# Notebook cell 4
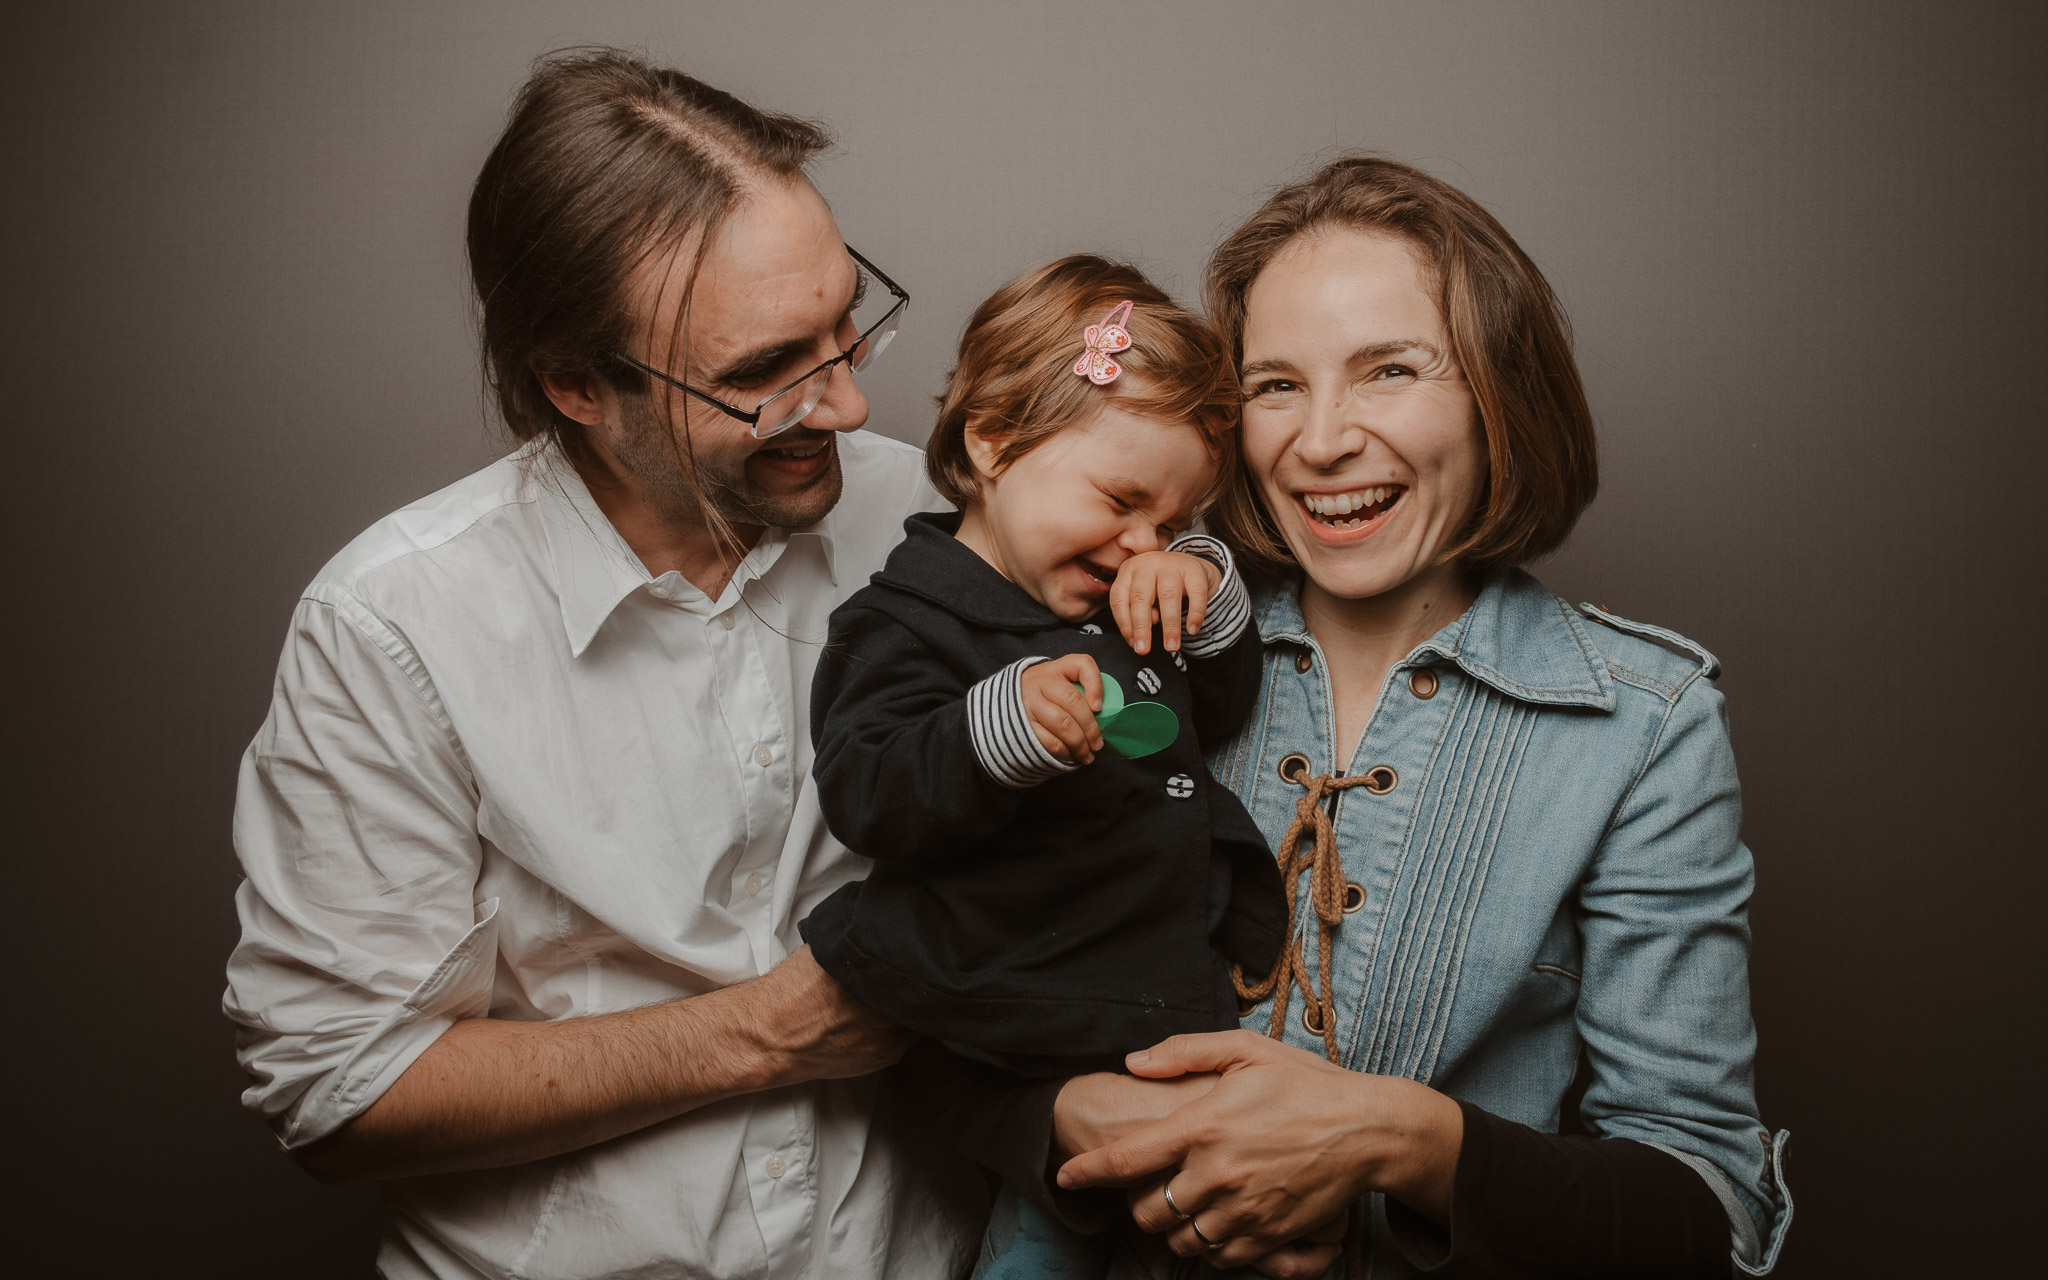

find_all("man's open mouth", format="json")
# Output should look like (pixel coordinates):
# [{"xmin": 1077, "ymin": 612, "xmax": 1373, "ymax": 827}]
[
  {"xmin": 1299, "ymin": 485, "xmax": 1404, "ymax": 529},
  {"xmin": 761, "ymin": 436, "xmax": 831, "ymax": 461},
  {"xmin": 1077, "ymin": 558, "xmax": 1118, "ymax": 587}
]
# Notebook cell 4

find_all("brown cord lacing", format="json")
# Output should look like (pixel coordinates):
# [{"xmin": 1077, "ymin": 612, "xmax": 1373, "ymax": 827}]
[
  {"xmin": 1232, "ymin": 766, "xmax": 1370, "ymax": 1064},
  {"xmin": 1229, "ymin": 762, "xmax": 1373, "ymax": 1279}
]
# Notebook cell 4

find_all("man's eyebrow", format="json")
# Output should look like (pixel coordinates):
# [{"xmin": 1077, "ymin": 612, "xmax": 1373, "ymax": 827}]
[
  {"xmin": 707, "ymin": 339, "xmax": 810, "ymax": 387},
  {"xmin": 702, "ymin": 256, "xmax": 864, "ymax": 387}
]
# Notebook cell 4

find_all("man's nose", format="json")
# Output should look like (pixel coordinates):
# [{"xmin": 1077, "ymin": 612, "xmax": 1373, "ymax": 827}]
[{"xmin": 802, "ymin": 361, "xmax": 869, "ymax": 433}]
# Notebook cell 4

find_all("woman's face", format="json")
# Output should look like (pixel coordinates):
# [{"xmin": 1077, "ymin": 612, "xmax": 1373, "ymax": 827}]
[{"xmin": 1238, "ymin": 228, "xmax": 1486, "ymax": 603}]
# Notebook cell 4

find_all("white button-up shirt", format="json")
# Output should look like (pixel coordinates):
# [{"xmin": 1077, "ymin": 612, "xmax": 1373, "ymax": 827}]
[{"xmin": 223, "ymin": 431, "xmax": 979, "ymax": 1279}]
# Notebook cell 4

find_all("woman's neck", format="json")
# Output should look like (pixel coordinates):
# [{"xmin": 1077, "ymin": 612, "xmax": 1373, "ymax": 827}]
[{"xmin": 1302, "ymin": 561, "xmax": 1480, "ymax": 770}]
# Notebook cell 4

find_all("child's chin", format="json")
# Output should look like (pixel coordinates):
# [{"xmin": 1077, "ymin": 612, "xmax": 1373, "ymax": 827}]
[{"xmin": 1047, "ymin": 592, "xmax": 1105, "ymax": 623}]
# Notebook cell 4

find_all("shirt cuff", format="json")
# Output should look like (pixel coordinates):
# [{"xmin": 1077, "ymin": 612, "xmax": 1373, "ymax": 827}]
[
  {"xmin": 1165, "ymin": 534, "xmax": 1250, "ymax": 659},
  {"xmin": 968, "ymin": 657, "xmax": 1079, "ymax": 789}
]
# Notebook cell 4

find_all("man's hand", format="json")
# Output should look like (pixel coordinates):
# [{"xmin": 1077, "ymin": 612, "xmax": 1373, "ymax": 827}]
[
  {"xmin": 1020, "ymin": 654, "xmax": 1105, "ymax": 764},
  {"xmin": 750, "ymin": 946, "xmax": 915, "ymax": 1083},
  {"xmin": 1110, "ymin": 551, "xmax": 1222, "ymax": 655}
]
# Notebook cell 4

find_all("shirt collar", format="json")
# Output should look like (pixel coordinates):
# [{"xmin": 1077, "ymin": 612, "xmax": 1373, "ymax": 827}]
[
  {"xmin": 870, "ymin": 510, "xmax": 1063, "ymax": 631},
  {"xmin": 523, "ymin": 445, "xmax": 841, "ymax": 657},
  {"xmin": 1252, "ymin": 568, "xmax": 1616, "ymax": 710}
]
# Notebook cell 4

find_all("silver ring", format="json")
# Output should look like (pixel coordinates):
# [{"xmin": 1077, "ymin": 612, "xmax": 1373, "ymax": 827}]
[
  {"xmin": 1162, "ymin": 1182, "xmax": 1191, "ymax": 1222},
  {"xmin": 1188, "ymin": 1216, "xmax": 1225, "ymax": 1253}
]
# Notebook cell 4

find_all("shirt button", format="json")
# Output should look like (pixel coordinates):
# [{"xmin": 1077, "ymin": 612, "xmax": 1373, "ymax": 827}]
[
  {"xmin": 764, "ymin": 1154, "xmax": 787, "ymax": 1180},
  {"xmin": 753, "ymin": 744, "xmax": 774, "ymax": 767},
  {"xmin": 744, "ymin": 872, "xmax": 765, "ymax": 897},
  {"xmin": 719, "ymin": 612, "xmax": 736, "ymax": 630},
  {"xmin": 1409, "ymin": 668, "xmax": 1439, "ymax": 699}
]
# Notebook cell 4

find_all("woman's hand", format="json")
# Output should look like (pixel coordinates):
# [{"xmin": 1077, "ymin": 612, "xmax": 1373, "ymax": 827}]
[
  {"xmin": 1246, "ymin": 1211, "xmax": 1347, "ymax": 1279},
  {"xmin": 1111, "ymin": 550, "xmax": 1221, "ymax": 654},
  {"xmin": 1052, "ymin": 1068, "xmax": 1219, "ymax": 1159},
  {"xmin": 1056, "ymin": 1029, "xmax": 1464, "ymax": 1268}
]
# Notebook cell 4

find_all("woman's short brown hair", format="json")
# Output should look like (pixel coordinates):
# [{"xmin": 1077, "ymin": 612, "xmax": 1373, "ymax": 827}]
[
  {"xmin": 926, "ymin": 255, "xmax": 1240, "ymax": 508},
  {"xmin": 1204, "ymin": 156, "xmax": 1598, "ymax": 577}
]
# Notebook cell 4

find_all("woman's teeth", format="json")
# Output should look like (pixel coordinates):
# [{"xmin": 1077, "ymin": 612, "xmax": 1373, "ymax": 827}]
[{"xmin": 1302, "ymin": 486, "xmax": 1401, "ymax": 527}]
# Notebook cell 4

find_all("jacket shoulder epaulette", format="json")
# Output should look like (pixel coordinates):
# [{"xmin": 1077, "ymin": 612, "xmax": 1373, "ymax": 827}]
[{"xmin": 1575, "ymin": 603, "xmax": 1721, "ymax": 681}]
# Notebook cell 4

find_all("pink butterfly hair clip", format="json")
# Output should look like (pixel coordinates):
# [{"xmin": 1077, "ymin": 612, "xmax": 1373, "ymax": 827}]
[{"xmin": 1073, "ymin": 300, "xmax": 1135, "ymax": 386}]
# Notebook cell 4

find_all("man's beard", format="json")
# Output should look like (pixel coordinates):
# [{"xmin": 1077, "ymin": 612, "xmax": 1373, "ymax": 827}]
[{"xmin": 611, "ymin": 395, "xmax": 844, "ymax": 535}]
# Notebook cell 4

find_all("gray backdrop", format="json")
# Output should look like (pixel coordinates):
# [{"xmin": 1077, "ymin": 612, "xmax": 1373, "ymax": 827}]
[{"xmin": 6, "ymin": 2, "xmax": 2042, "ymax": 1274}]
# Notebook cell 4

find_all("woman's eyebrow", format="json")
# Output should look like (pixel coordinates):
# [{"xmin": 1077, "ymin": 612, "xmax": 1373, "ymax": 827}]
[{"xmin": 1351, "ymin": 339, "xmax": 1443, "ymax": 364}]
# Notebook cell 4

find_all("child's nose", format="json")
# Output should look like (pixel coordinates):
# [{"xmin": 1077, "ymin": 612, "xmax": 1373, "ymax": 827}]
[{"xmin": 1120, "ymin": 523, "xmax": 1163, "ymax": 555}]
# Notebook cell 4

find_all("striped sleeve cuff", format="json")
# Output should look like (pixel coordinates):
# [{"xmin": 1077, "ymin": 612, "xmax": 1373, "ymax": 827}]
[
  {"xmin": 1167, "ymin": 534, "xmax": 1251, "ymax": 658},
  {"xmin": 968, "ymin": 657, "xmax": 1079, "ymax": 789}
]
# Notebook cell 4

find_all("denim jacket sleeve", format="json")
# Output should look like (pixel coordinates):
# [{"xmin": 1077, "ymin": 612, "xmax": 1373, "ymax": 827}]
[{"xmin": 1574, "ymin": 669, "xmax": 1793, "ymax": 1273}]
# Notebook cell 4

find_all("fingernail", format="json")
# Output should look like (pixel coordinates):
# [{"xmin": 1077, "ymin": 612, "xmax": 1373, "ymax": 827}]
[
  {"xmin": 1056, "ymin": 1171, "xmax": 1074, "ymax": 1189},
  {"xmin": 1128, "ymin": 1049, "xmax": 1151, "ymax": 1067}
]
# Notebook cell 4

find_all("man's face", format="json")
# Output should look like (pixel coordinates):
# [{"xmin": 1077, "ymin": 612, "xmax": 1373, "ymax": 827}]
[{"xmin": 612, "ymin": 176, "xmax": 869, "ymax": 533}]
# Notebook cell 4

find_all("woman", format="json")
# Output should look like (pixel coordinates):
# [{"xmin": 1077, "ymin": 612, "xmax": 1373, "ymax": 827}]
[{"xmin": 948, "ymin": 158, "xmax": 1793, "ymax": 1279}]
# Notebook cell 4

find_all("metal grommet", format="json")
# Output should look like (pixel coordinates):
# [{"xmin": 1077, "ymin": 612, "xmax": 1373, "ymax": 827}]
[
  {"xmin": 1300, "ymin": 1002, "xmax": 1326, "ymax": 1035},
  {"xmin": 1237, "ymin": 995, "xmax": 1261, "ymax": 1017},
  {"xmin": 1408, "ymin": 668, "xmax": 1438, "ymax": 699},
  {"xmin": 1277, "ymin": 752, "xmax": 1311, "ymax": 784},
  {"xmin": 1343, "ymin": 882, "xmax": 1366, "ymax": 913},
  {"xmin": 1362, "ymin": 765, "xmax": 1397, "ymax": 795},
  {"xmin": 1294, "ymin": 650, "xmax": 1313, "ymax": 673}
]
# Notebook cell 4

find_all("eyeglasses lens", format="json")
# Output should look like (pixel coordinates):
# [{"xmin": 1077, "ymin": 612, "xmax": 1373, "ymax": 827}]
[{"xmin": 749, "ymin": 256, "xmax": 905, "ymax": 439}]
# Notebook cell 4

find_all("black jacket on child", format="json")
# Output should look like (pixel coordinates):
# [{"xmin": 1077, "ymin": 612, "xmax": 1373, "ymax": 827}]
[{"xmin": 801, "ymin": 511, "xmax": 1286, "ymax": 1077}]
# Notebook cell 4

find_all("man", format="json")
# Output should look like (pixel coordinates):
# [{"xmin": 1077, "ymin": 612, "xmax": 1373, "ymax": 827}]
[{"xmin": 224, "ymin": 50, "xmax": 980, "ymax": 1278}]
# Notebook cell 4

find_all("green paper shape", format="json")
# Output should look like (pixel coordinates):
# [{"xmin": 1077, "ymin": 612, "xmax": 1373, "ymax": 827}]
[
  {"xmin": 1097, "ymin": 672, "xmax": 1126, "ymax": 720},
  {"xmin": 1074, "ymin": 671, "xmax": 1180, "ymax": 760},
  {"xmin": 1101, "ymin": 701, "xmax": 1179, "ymax": 759}
]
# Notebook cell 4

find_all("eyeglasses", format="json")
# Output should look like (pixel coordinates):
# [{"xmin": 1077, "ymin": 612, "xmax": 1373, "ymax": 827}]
[{"xmin": 612, "ymin": 245, "xmax": 908, "ymax": 440}]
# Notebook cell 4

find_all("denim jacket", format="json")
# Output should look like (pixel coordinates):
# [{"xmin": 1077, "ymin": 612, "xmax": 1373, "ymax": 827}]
[{"xmin": 1204, "ymin": 570, "xmax": 1793, "ymax": 1276}]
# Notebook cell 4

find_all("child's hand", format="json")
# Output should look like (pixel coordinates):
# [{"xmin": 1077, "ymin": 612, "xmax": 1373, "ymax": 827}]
[
  {"xmin": 1110, "ymin": 551, "xmax": 1223, "ymax": 655},
  {"xmin": 1020, "ymin": 654, "xmax": 1106, "ymax": 764}
]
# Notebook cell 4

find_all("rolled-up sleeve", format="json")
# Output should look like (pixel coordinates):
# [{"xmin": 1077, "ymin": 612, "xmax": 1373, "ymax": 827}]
[
  {"xmin": 1575, "ymin": 672, "xmax": 1794, "ymax": 1273},
  {"xmin": 223, "ymin": 589, "xmax": 490, "ymax": 1149}
]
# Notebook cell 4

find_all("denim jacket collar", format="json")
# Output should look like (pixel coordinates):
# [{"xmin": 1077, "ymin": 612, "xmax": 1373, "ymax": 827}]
[{"xmin": 1253, "ymin": 568, "xmax": 1618, "ymax": 712}]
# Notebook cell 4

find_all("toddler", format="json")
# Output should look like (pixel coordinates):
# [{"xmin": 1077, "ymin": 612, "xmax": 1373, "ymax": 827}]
[{"xmin": 802, "ymin": 256, "xmax": 1284, "ymax": 1275}]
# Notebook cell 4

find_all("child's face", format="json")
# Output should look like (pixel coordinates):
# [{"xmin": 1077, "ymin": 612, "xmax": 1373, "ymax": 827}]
[{"xmin": 957, "ymin": 398, "xmax": 1219, "ymax": 620}]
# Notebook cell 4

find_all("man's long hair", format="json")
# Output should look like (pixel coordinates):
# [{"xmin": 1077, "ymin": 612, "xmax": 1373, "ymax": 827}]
[{"xmin": 467, "ymin": 48, "xmax": 831, "ymax": 467}]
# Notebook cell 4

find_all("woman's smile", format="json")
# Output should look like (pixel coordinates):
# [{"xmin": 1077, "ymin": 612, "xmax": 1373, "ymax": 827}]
[
  {"xmin": 1239, "ymin": 229, "xmax": 1486, "ymax": 604},
  {"xmin": 1295, "ymin": 484, "xmax": 1406, "ymax": 538}
]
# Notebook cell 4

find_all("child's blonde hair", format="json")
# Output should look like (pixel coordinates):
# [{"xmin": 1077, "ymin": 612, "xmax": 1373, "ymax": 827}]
[{"xmin": 926, "ymin": 255, "xmax": 1240, "ymax": 508}]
